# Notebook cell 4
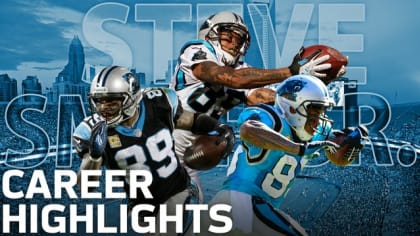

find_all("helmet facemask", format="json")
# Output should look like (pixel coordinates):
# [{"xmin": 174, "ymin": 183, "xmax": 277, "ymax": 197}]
[
  {"xmin": 89, "ymin": 66, "xmax": 142, "ymax": 128},
  {"xmin": 207, "ymin": 23, "xmax": 250, "ymax": 65},
  {"xmin": 294, "ymin": 101, "xmax": 333, "ymax": 140},
  {"xmin": 198, "ymin": 12, "xmax": 250, "ymax": 66}
]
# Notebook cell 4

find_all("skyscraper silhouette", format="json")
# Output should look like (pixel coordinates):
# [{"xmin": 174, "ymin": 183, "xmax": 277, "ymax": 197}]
[
  {"xmin": 51, "ymin": 36, "xmax": 89, "ymax": 103},
  {"xmin": 22, "ymin": 75, "xmax": 42, "ymax": 103},
  {"xmin": 57, "ymin": 35, "xmax": 85, "ymax": 84},
  {"xmin": 0, "ymin": 74, "xmax": 17, "ymax": 102},
  {"xmin": 243, "ymin": 0, "xmax": 277, "ymax": 69}
]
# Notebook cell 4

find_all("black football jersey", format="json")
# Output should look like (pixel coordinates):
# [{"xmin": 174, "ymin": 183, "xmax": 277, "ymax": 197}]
[{"xmin": 74, "ymin": 88, "xmax": 189, "ymax": 208}]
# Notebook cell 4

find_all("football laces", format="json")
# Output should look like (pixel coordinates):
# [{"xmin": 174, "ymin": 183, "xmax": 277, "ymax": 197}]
[{"xmin": 344, "ymin": 147, "xmax": 361, "ymax": 161}]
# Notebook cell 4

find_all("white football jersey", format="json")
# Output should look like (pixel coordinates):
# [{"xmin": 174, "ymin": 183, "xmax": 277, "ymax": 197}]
[{"xmin": 170, "ymin": 39, "xmax": 251, "ymax": 118}]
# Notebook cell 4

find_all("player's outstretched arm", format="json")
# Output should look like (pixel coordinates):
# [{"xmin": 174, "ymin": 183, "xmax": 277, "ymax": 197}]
[
  {"xmin": 191, "ymin": 47, "xmax": 331, "ymax": 89},
  {"xmin": 240, "ymin": 119, "xmax": 339, "ymax": 157},
  {"xmin": 240, "ymin": 119, "xmax": 301, "ymax": 153},
  {"xmin": 192, "ymin": 61, "xmax": 292, "ymax": 89}
]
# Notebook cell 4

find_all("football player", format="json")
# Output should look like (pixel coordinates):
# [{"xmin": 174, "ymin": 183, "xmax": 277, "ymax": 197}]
[
  {"xmin": 200, "ymin": 75, "xmax": 368, "ymax": 235},
  {"xmin": 72, "ymin": 66, "xmax": 234, "ymax": 235},
  {"xmin": 170, "ymin": 11, "xmax": 338, "ymax": 203}
]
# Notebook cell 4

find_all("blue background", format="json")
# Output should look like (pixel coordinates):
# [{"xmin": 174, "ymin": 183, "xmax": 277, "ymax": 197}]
[{"xmin": 0, "ymin": 0, "xmax": 419, "ymax": 235}]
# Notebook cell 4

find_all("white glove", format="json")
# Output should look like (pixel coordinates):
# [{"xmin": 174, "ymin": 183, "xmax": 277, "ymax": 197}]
[{"xmin": 289, "ymin": 46, "xmax": 332, "ymax": 78}]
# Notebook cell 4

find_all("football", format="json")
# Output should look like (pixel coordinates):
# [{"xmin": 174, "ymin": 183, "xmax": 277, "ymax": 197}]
[
  {"xmin": 326, "ymin": 131, "xmax": 358, "ymax": 166},
  {"xmin": 302, "ymin": 44, "xmax": 348, "ymax": 84},
  {"xmin": 183, "ymin": 135, "xmax": 228, "ymax": 170}
]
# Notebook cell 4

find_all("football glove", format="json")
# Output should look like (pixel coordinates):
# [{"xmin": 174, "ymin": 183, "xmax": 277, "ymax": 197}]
[
  {"xmin": 89, "ymin": 114, "xmax": 108, "ymax": 160},
  {"xmin": 208, "ymin": 123, "xmax": 235, "ymax": 159},
  {"xmin": 340, "ymin": 125, "xmax": 369, "ymax": 148},
  {"xmin": 289, "ymin": 46, "xmax": 331, "ymax": 78},
  {"xmin": 299, "ymin": 140, "xmax": 340, "ymax": 157},
  {"xmin": 338, "ymin": 125, "xmax": 369, "ymax": 162}
]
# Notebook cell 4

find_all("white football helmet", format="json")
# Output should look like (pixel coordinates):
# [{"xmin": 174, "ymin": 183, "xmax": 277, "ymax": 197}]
[
  {"xmin": 275, "ymin": 75, "xmax": 334, "ymax": 141},
  {"xmin": 89, "ymin": 66, "xmax": 142, "ymax": 127},
  {"xmin": 198, "ymin": 11, "xmax": 250, "ymax": 66}
]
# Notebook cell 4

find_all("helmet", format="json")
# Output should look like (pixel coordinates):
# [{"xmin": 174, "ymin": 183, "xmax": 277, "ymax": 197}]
[
  {"xmin": 198, "ymin": 11, "xmax": 250, "ymax": 66},
  {"xmin": 275, "ymin": 75, "xmax": 334, "ymax": 141},
  {"xmin": 89, "ymin": 66, "xmax": 142, "ymax": 127}
]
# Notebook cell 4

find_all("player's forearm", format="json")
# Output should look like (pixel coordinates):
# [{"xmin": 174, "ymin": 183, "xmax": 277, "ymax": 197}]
[
  {"xmin": 239, "ymin": 120, "xmax": 301, "ymax": 154},
  {"xmin": 77, "ymin": 153, "xmax": 102, "ymax": 188},
  {"xmin": 194, "ymin": 61, "xmax": 292, "ymax": 89},
  {"xmin": 231, "ymin": 67, "xmax": 292, "ymax": 88}
]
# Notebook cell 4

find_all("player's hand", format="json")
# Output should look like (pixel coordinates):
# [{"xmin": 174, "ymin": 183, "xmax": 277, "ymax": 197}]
[
  {"xmin": 209, "ymin": 124, "xmax": 235, "ymax": 159},
  {"xmin": 336, "ymin": 125, "xmax": 368, "ymax": 161},
  {"xmin": 340, "ymin": 125, "xmax": 369, "ymax": 148},
  {"xmin": 89, "ymin": 114, "xmax": 108, "ymax": 160},
  {"xmin": 289, "ymin": 46, "xmax": 331, "ymax": 78},
  {"xmin": 300, "ymin": 140, "xmax": 340, "ymax": 156}
]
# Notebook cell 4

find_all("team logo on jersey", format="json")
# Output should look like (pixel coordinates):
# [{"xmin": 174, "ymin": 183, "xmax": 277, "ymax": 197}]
[
  {"xmin": 108, "ymin": 135, "xmax": 122, "ymax": 148},
  {"xmin": 192, "ymin": 49, "xmax": 207, "ymax": 61}
]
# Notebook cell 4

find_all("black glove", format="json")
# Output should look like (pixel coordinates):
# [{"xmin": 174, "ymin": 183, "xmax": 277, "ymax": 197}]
[
  {"xmin": 89, "ymin": 115, "xmax": 108, "ymax": 160},
  {"xmin": 289, "ymin": 46, "xmax": 331, "ymax": 78},
  {"xmin": 337, "ymin": 125, "xmax": 368, "ymax": 161},
  {"xmin": 299, "ymin": 140, "xmax": 340, "ymax": 157},
  {"xmin": 209, "ymin": 123, "xmax": 235, "ymax": 159},
  {"xmin": 340, "ymin": 125, "xmax": 369, "ymax": 149}
]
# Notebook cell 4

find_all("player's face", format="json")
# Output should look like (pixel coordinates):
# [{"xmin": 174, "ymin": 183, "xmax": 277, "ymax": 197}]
[
  {"xmin": 94, "ymin": 97, "xmax": 123, "ymax": 121},
  {"xmin": 219, "ymin": 30, "xmax": 244, "ymax": 57},
  {"xmin": 304, "ymin": 105, "xmax": 326, "ymax": 135}
]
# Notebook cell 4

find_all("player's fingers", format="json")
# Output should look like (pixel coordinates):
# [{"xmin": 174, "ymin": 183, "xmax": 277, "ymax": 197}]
[
  {"xmin": 313, "ymin": 63, "xmax": 331, "ymax": 71},
  {"xmin": 311, "ymin": 71, "xmax": 327, "ymax": 78},
  {"xmin": 312, "ymin": 54, "xmax": 330, "ymax": 64}
]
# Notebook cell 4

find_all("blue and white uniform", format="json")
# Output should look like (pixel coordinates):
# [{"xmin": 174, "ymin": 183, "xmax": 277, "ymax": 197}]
[
  {"xmin": 202, "ymin": 104, "xmax": 331, "ymax": 236},
  {"xmin": 226, "ymin": 104, "xmax": 330, "ymax": 208}
]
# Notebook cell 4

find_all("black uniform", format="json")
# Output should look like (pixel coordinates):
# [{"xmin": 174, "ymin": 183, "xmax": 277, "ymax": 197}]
[{"xmin": 73, "ymin": 88, "xmax": 190, "ymax": 210}]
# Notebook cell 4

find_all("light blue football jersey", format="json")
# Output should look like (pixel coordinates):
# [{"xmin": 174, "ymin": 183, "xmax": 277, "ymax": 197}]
[{"xmin": 223, "ymin": 104, "xmax": 331, "ymax": 208}]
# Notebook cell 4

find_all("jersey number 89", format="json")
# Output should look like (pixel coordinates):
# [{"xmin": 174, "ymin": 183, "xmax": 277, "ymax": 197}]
[{"xmin": 262, "ymin": 155, "xmax": 297, "ymax": 198}]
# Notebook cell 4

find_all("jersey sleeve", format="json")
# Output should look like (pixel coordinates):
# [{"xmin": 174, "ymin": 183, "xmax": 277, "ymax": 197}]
[
  {"xmin": 161, "ymin": 87, "xmax": 180, "ymax": 118},
  {"xmin": 180, "ymin": 40, "xmax": 219, "ymax": 68},
  {"xmin": 172, "ymin": 40, "xmax": 221, "ymax": 90},
  {"xmin": 237, "ymin": 106, "xmax": 277, "ymax": 129}
]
